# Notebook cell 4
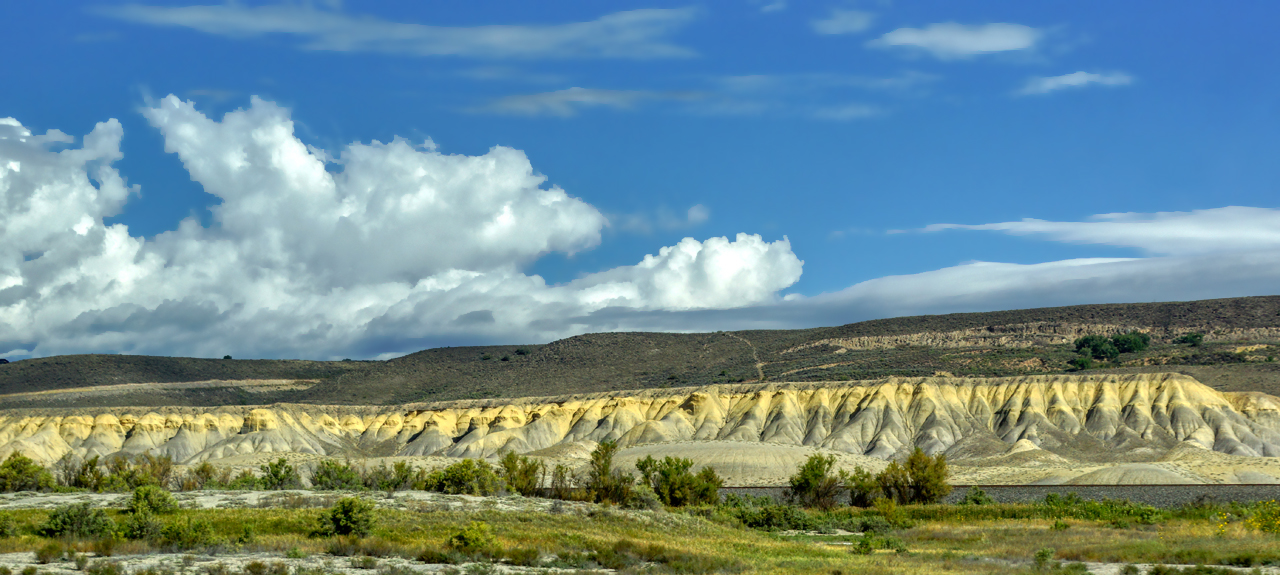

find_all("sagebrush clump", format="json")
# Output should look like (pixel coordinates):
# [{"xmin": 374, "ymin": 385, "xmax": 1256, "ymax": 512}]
[{"xmin": 317, "ymin": 497, "xmax": 377, "ymax": 537}]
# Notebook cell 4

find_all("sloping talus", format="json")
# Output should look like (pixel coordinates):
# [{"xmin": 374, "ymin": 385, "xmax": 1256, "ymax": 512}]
[{"xmin": 1, "ymin": 374, "xmax": 1278, "ymax": 465}]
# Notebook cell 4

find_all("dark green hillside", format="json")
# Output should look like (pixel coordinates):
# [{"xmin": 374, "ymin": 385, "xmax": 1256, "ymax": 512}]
[{"xmin": 2, "ymin": 295, "xmax": 1279, "ymax": 407}]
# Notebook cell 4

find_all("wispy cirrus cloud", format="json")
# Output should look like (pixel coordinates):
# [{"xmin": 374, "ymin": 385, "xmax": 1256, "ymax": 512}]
[
  {"xmin": 696, "ymin": 71, "xmax": 929, "ymax": 119},
  {"xmin": 475, "ymin": 87, "xmax": 702, "ymax": 117},
  {"xmin": 614, "ymin": 204, "xmax": 711, "ymax": 235},
  {"xmin": 751, "ymin": 0, "xmax": 788, "ymax": 13},
  {"xmin": 869, "ymin": 23, "xmax": 1042, "ymax": 60},
  {"xmin": 1017, "ymin": 71, "xmax": 1133, "ymax": 95},
  {"xmin": 811, "ymin": 103, "xmax": 880, "ymax": 121},
  {"xmin": 917, "ymin": 207, "xmax": 1280, "ymax": 256},
  {"xmin": 96, "ymin": 3, "xmax": 699, "ymax": 60},
  {"xmin": 811, "ymin": 9, "xmax": 875, "ymax": 35}
]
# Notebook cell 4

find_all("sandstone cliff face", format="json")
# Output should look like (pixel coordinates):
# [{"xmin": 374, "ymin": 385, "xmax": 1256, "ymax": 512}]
[{"xmin": 1, "ymin": 374, "xmax": 1278, "ymax": 466}]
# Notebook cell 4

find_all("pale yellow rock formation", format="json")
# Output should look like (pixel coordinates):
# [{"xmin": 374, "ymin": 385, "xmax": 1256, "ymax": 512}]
[{"xmin": 0, "ymin": 374, "xmax": 1277, "ymax": 486}]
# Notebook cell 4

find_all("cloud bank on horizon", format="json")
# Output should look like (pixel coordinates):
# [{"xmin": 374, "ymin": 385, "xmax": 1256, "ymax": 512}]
[{"xmin": 2, "ymin": 96, "xmax": 1278, "ymax": 360}]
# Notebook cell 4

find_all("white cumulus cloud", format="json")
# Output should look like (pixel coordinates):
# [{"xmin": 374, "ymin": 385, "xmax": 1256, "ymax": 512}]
[
  {"xmin": 869, "ymin": 23, "xmax": 1041, "ymax": 60},
  {"xmin": 0, "ymin": 97, "xmax": 803, "ymax": 359},
  {"xmin": 97, "ymin": 4, "xmax": 698, "ymax": 60},
  {"xmin": 1017, "ymin": 71, "xmax": 1133, "ymax": 95}
]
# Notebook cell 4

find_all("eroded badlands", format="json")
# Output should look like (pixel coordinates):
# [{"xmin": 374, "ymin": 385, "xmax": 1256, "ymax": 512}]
[{"xmin": 2, "ymin": 374, "xmax": 1279, "ymax": 485}]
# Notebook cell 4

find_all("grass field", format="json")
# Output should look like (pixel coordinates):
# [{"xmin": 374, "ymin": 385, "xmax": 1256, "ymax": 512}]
[{"xmin": 0, "ymin": 492, "xmax": 1278, "ymax": 575}]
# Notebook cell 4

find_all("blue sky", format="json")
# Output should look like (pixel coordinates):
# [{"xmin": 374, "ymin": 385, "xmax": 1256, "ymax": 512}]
[{"xmin": 2, "ymin": 1, "xmax": 1279, "ymax": 360}]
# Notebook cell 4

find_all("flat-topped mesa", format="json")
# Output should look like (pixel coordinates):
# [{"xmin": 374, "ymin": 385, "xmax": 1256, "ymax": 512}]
[{"xmin": 0, "ymin": 373, "xmax": 1278, "ymax": 465}]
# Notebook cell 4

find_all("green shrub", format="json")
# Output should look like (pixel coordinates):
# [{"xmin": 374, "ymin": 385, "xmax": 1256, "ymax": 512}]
[
  {"xmin": 1177, "ymin": 332, "xmax": 1205, "ymax": 346},
  {"xmin": 498, "ymin": 452, "xmax": 544, "ymax": 497},
  {"xmin": 160, "ymin": 517, "xmax": 218, "ymax": 550},
  {"xmin": 312, "ymin": 460, "xmax": 365, "ymax": 491},
  {"xmin": 856, "ymin": 515, "xmax": 894, "ymax": 535},
  {"xmin": 1068, "ymin": 356, "xmax": 1093, "ymax": 371},
  {"xmin": 419, "ymin": 459, "xmax": 504, "ymax": 496},
  {"xmin": 100, "ymin": 457, "xmax": 157, "ymax": 492},
  {"xmin": 224, "ymin": 469, "xmax": 260, "ymax": 490},
  {"xmin": 35, "ymin": 541, "xmax": 64, "ymax": 564},
  {"xmin": 127, "ymin": 485, "xmax": 178, "ymax": 515},
  {"xmin": 788, "ymin": 454, "xmax": 843, "ymax": 510},
  {"xmin": 0, "ymin": 453, "xmax": 54, "ymax": 492},
  {"xmin": 1074, "ymin": 335, "xmax": 1119, "ymax": 362},
  {"xmin": 596, "ymin": 539, "xmax": 744, "ymax": 574},
  {"xmin": 585, "ymin": 441, "xmax": 633, "ymax": 505},
  {"xmin": 549, "ymin": 464, "xmax": 578, "ymax": 500},
  {"xmin": 447, "ymin": 521, "xmax": 498, "ymax": 558},
  {"xmin": 39, "ymin": 503, "xmax": 116, "ymax": 538},
  {"xmin": 259, "ymin": 458, "xmax": 301, "ymax": 490},
  {"xmin": 185, "ymin": 462, "xmax": 218, "ymax": 490},
  {"xmin": 121, "ymin": 512, "xmax": 163, "ymax": 541},
  {"xmin": 317, "ymin": 497, "xmax": 377, "ymax": 537},
  {"xmin": 629, "ymin": 483, "xmax": 663, "ymax": 511},
  {"xmin": 84, "ymin": 562, "xmax": 122, "ymax": 575},
  {"xmin": 361, "ymin": 461, "xmax": 417, "ymax": 492},
  {"xmin": 91, "ymin": 537, "xmax": 116, "ymax": 557},
  {"xmin": 1039, "ymin": 492, "xmax": 1163, "ymax": 523},
  {"xmin": 1034, "ymin": 547, "xmax": 1055, "ymax": 571},
  {"xmin": 959, "ymin": 486, "xmax": 995, "ymax": 506},
  {"xmin": 56, "ymin": 455, "xmax": 105, "ymax": 492},
  {"xmin": 878, "ymin": 448, "xmax": 951, "ymax": 505},
  {"xmin": 842, "ymin": 466, "xmax": 881, "ymax": 507},
  {"xmin": 503, "ymin": 547, "xmax": 541, "ymax": 567},
  {"xmin": 635, "ymin": 455, "xmax": 722, "ymax": 507},
  {"xmin": 0, "ymin": 511, "xmax": 17, "ymax": 538},
  {"xmin": 1245, "ymin": 499, "xmax": 1280, "ymax": 534},
  {"xmin": 726, "ymin": 503, "xmax": 817, "ymax": 531},
  {"xmin": 1111, "ymin": 331, "xmax": 1151, "ymax": 354}
]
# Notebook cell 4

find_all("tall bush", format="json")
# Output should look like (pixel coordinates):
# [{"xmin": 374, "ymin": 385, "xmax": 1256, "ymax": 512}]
[
  {"xmin": 361, "ymin": 461, "xmax": 418, "ymax": 492},
  {"xmin": 40, "ymin": 503, "xmax": 116, "ymax": 538},
  {"xmin": 260, "ymin": 458, "xmax": 301, "ymax": 490},
  {"xmin": 1111, "ymin": 331, "xmax": 1151, "ymax": 354},
  {"xmin": 585, "ymin": 440, "xmax": 633, "ymax": 505},
  {"xmin": 1074, "ymin": 335, "xmax": 1119, "ymax": 362},
  {"xmin": 788, "ymin": 454, "xmax": 843, "ymax": 510},
  {"xmin": 498, "ymin": 452, "xmax": 544, "ymax": 497},
  {"xmin": 549, "ymin": 464, "xmax": 578, "ymax": 500},
  {"xmin": 842, "ymin": 466, "xmax": 881, "ymax": 507},
  {"xmin": 0, "ymin": 452, "xmax": 54, "ymax": 492},
  {"xmin": 635, "ymin": 455, "xmax": 721, "ymax": 507},
  {"xmin": 877, "ymin": 448, "xmax": 950, "ymax": 504},
  {"xmin": 312, "ymin": 460, "xmax": 365, "ymax": 491},
  {"xmin": 127, "ymin": 485, "xmax": 179, "ymax": 515},
  {"xmin": 56, "ymin": 454, "xmax": 104, "ymax": 491},
  {"xmin": 317, "ymin": 497, "xmax": 376, "ymax": 537},
  {"xmin": 420, "ymin": 459, "xmax": 504, "ymax": 496}
]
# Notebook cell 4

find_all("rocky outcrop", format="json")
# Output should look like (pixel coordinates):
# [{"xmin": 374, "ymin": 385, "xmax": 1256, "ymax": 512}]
[
  {"xmin": 1, "ymin": 374, "xmax": 1278, "ymax": 465},
  {"xmin": 784, "ymin": 323, "xmax": 1280, "ymax": 352}
]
